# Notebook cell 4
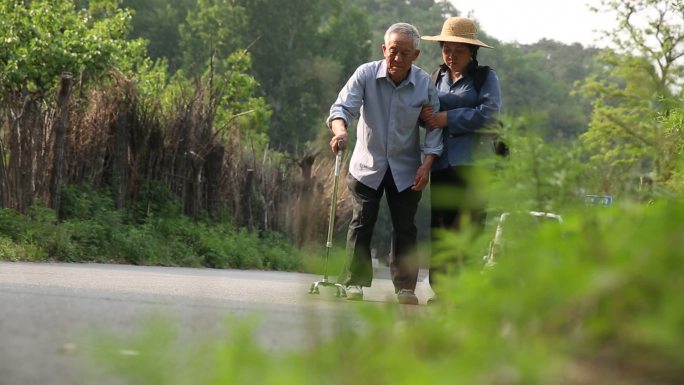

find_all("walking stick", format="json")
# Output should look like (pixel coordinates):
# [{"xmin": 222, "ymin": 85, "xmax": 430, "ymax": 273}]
[{"xmin": 308, "ymin": 140, "xmax": 347, "ymax": 297}]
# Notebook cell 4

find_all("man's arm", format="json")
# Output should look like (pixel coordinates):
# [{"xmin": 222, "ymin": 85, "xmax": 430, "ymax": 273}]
[{"xmin": 413, "ymin": 82, "xmax": 443, "ymax": 191}]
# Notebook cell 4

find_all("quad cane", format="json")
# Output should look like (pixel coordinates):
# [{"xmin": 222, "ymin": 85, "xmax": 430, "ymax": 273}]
[{"xmin": 308, "ymin": 140, "xmax": 347, "ymax": 297}]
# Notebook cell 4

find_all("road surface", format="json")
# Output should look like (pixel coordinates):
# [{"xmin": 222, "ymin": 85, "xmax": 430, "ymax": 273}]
[{"xmin": 0, "ymin": 262, "xmax": 432, "ymax": 385}]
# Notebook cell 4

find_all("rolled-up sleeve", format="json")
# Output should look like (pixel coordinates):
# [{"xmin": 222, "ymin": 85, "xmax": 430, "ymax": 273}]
[
  {"xmin": 423, "ymin": 84, "xmax": 444, "ymax": 156},
  {"xmin": 327, "ymin": 66, "xmax": 366, "ymax": 129}
]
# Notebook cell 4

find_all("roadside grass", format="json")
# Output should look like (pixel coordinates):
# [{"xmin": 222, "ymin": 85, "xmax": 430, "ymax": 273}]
[
  {"xmin": 84, "ymin": 199, "xmax": 684, "ymax": 385},
  {"xmin": 0, "ymin": 184, "xmax": 302, "ymax": 271}
]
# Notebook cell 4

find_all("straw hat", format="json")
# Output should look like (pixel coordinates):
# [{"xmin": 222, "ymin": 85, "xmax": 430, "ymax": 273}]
[{"xmin": 422, "ymin": 17, "xmax": 493, "ymax": 48}]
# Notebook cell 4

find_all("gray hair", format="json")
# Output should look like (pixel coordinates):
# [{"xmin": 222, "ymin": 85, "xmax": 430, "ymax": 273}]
[{"xmin": 384, "ymin": 23, "xmax": 420, "ymax": 50}]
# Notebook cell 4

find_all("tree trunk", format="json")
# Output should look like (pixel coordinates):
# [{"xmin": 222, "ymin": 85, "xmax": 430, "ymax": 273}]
[
  {"xmin": 241, "ymin": 169, "xmax": 254, "ymax": 229},
  {"xmin": 51, "ymin": 73, "xmax": 73, "ymax": 219},
  {"xmin": 205, "ymin": 144, "xmax": 224, "ymax": 221},
  {"xmin": 11, "ymin": 95, "xmax": 39, "ymax": 213},
  {"xmin": 113, "ymin": 103, "xmax": 130, "ymax": 210}
]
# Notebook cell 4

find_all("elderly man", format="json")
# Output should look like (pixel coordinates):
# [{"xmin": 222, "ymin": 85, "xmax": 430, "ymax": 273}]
[{"xmin": 327, "ymin": 22, "xmax": 443, "ymax": 305}]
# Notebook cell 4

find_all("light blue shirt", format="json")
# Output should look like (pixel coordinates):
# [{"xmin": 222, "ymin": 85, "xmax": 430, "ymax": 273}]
[{"xmin": 327, "ymin": 60, "xmax": 443, "ymax": 191}]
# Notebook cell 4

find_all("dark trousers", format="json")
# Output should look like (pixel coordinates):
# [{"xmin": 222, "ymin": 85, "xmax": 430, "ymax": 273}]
[
  {"xmin": 429, "ymin": 166, "xmax": 487, "ymax": 286},
  {"xmin": 340, "ymin": 169, "xmax": 422, "ymax": 291}
]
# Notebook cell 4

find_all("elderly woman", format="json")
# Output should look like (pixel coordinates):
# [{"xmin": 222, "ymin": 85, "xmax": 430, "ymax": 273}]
[{"xmin": 420, "ymin": 16, "xmax": 502, "ymax": 303}]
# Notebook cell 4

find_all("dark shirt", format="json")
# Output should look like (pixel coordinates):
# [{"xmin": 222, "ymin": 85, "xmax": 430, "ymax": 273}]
[{"xmin": 432, "ymin": 60, "xmax": 502, "ymax": 169}]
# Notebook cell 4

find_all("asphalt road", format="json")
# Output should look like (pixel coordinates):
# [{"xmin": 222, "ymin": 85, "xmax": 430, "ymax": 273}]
[{"xmin": 0, "ymin": 262, "xmax": 432, "ymax": 385}]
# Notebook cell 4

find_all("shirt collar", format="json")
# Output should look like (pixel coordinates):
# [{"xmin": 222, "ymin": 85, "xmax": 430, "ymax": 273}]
[
  {"xmin": 439, "ymin": 60, "xmax": 478, "ymax": 85},
  {"xmin": 377, "ymin": 60, "xmax": 415, "ymax": 86}
]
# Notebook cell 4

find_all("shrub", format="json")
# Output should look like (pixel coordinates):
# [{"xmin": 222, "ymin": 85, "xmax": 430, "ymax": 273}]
[
  {"xmin": 88, "ymin": 198, "xmax": 684, "ymax": 385},
  {"xmin": 0, "ymin": 236, "xmax": 44, "ymax": 261},
  {"xmin": 0, "ymin": 184, "xmax": 302, "ymax": 270},
  {"xmin": 0, "ymin": 208, "xmax": 26, "ymax": 240}
]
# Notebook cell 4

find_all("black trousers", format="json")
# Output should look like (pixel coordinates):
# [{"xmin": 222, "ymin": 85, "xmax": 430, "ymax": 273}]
[
  {"xmin": 429, "ymin": 166, "xmax": 487, "ymax": 286},
  {"xmin": 340, "ymin": 169, "xmax": 422, "ymax": 291}
]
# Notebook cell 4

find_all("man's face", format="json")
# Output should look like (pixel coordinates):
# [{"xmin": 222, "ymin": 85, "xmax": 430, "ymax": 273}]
[{"xmin": 382, "ymin": 33, "xmax": 420, "ymax": 83}]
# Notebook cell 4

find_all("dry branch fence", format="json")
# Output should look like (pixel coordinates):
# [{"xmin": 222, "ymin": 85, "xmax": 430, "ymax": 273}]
[{"xmin": 0, "ymin": 72, "xmax": 351, "ymax": 247}]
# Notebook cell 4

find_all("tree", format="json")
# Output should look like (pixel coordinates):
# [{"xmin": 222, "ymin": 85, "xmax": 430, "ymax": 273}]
[
  {"xmin": 592, "ymin": 0, "xmax": 684, "ymax": 92},
  {"xmin": 178, "ymin": 0, "xmax": 248, "ymax": 76},
  {"xmin": 515, "ymin": 39, "xmax": 602, "ymax": 139},
  {"xmin": 238, "ymin": 0, "xmax": 371, "ymax": 151},
  {"xmin": 0, "ymin": 0, "xmax": 147, "ymax": 212},
  {"xmin": 349, "ymin": 0, "xmax": 459, "ymax": 71},
  {"xmin": 0, "ymin": 0, "xmax": 145, "ymax": 94},
  {"xmin": 122, "ymin": 0, "xmax": 195, "ymax": 72},
  {"xmin": 580, "ymin": 0, "xmax": 684, "ymax": 195}
]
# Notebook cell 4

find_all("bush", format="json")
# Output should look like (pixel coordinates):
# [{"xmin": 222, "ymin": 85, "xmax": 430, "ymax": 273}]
[
  {"xmin": 0, "ymin": 184, "xmax": 303, "ymax": 270},
  {"xmin": 88, "ymin": 199, "xmax": 684, "ymax": 385},
  {"xmin": 0, "ymin": 208, "xmax": 26, "ymax": 240},
  {"xmin": 0, "ymin": 236, "xmax": 44, "ymax": 261}
]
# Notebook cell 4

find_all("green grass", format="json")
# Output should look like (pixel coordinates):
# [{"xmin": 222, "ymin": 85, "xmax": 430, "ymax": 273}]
[
  {"xmin": 0, "ymin": 184, "xmax": 303, "ymax": 271},
  {"xmin": 83, "ymin": 198, "xmax": 684, "ymax": 385}
]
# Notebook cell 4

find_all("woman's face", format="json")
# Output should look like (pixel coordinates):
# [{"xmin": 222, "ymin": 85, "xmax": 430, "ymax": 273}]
[{"xmin": 441, "ymin": 42, "xmax": 472, "ymax": 74}]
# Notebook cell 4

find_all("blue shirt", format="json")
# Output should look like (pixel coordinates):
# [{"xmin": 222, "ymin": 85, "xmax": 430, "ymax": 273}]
[
  {"xmin": 432, "ymin": 61, "xmax": 502, "ymax": 169},
  {"xmin": 327, "ymin": 60, "xmax": 443, "ymax": 191}
]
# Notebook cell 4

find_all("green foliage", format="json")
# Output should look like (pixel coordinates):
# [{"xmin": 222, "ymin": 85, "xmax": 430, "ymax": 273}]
[
  {"xmin": 87, "ymin": 199, "xmax": 684, "ymax": 385},
  {"xmin": 0, "ymin": 207, "xmax": 25, "ymax": 241},
  {"xmin": 120, "ymin": 0, "xmax": 605, "ymax": 150},
  {"xmin": 580, "ymin": 0, "xmax": 684, "ymax": 194},
  {"xmin": 479, "ymin": 40, "xmax": 600, "ymax": 141},
  {"xmin": 60, "ymin": 184, "xmax": 121, "ymax": 223},
  {"xmin": 178, "ymin": 0, "xmax": 247, "ymax": 76},
  {"xmin": 127, "ymin": 181, "xmax": 183, "ymax": 223},
  {"xmin": 317, "ymin": 6, "xmax": 372, "ymax": 78},
  {"xmin": 348, "ymin": 0, "xmax": 459, "ymax": 71},
  {"xmin": 591, "ymin": 0, "xmax": 684, "ymax": 92},
  {"xmin": 153, "ymin": 50, "xmax": 272, "ymax": 149},
  {"xmin": 0, "ymin": 0, "xmax": 145, "ymax": 94},
  {"xmin": 0, "ymin": 184, "xmax": 302, "ymax": 270},
  {"xmin": 487, "ymin": 116, "xmax": 591, "ymax": 214},
  {"xmin": 212, "ymin": 51, "xmax": 272, "ymax": 144},
  {"xmin": 0, "ymin": 208, "xmax": 45, "ymax": 261},
  {"xmin": 0, "ymin": 235, "xmax": 43, "ymax": 262},
  {"xmin": 108, "ymin": 219, "xmax": 198, "ymax": 267},
  {"xmin": 237, "ymin": 0, "xmax": 375, "ymax": 150},
  {"xmin": 122, "ymin": 0, "xmax": 195, "ymax": 72},
  {"xmin": 661, "ymin": 107, "xmax": 684, "ymax": 194}
]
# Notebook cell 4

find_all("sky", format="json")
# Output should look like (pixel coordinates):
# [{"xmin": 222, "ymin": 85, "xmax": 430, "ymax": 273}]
[{"xmin": 450, "ymin": 0, "xmax": 616, "ymax": 47}]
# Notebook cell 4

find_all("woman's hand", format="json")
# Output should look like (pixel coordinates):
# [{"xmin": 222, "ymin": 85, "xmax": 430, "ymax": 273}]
[
  {"xmin": 420, "ymin": 105, "xmax": 447, "ymax": 129},
  {"xmin": 420, "ymin": 105, "xmax": 437, "ymax": 128}
]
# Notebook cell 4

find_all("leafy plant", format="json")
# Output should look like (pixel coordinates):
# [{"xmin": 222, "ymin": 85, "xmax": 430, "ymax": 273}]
[
  {"xmin": 0, "ymin": 0, "xmax": 145, "ymax": 94},
  {"xmin": 86, "ymin": 198, "xmax": 684, "ymax": 385}
]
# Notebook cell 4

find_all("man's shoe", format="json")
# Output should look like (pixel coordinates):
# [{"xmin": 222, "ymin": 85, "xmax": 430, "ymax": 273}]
[
  {"xmin": 345, "ymin": 285, "xmax": 363, "ymax": 301},
  {"xmin": 396, "ymin": 289, "xmax": 419, "ymax": 305}
]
